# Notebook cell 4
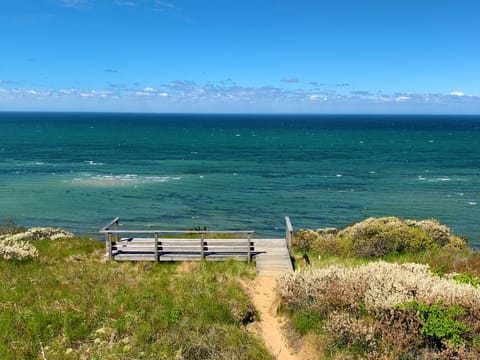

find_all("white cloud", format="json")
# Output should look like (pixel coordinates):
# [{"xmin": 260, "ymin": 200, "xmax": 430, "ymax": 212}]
[
  {"xmin": 143, "ymin": 87, "xmax": 156, "ymax": 93},
  {"xmin": 396, "ymin": 96, "xmax": 410, "ymax": 102},
  {"xmin": 450, "ymin": 91, "xmax": 465, "ymax": 97},
  {"xmin": 159, "ymin": 92, "xmax": 168, "ymax": 97}
]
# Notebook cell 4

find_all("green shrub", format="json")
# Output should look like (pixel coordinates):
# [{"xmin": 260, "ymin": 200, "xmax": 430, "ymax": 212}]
[
  {"xmin": 452, "ymin": 273, "xmax": 480, "ymax": 287},
  {"xmin": 295, "ymin": 217, "xmax": 466, "ymax": 259},
  {"xmin": 400, "ymin": 301, "xmax": 470, "ymax": 347}
]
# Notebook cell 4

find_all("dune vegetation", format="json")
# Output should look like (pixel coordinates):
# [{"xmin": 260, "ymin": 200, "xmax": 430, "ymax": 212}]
[
  {"xmin": 0, "ymin": 221, "xmax": 271, "ymax": 360},
  {"xmin": 2, "ymin": 217, "xmax": 480, "ymax": 359},
  {"xmin": 283, "ymin": 217, "xmax": 480, "ymax": 359}
]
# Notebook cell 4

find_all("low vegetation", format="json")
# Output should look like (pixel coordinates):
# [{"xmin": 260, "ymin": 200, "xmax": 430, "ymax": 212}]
[
  {"xmin": 0, "ymin": 223, "xmax": 271, "ymax": 359},
  {"xmin": 281, "ymin": 217, "xmax": 480, "ymax": 359}
]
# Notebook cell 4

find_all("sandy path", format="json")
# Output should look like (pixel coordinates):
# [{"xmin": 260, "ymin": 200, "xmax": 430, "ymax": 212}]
[{"xmin": 241, "ymin": 276, "xmax": 298, "ymax": 360}]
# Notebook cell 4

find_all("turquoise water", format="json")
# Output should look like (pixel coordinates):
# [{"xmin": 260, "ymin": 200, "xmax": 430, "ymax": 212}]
[{"xmin": 0, "ymin": 113, "xmax": 479, "ymax": 245}]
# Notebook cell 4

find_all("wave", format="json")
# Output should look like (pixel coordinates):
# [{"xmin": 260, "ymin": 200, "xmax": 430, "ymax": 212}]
[{"xmin": 69, "ymin": 174, "xmax": 181, "ymax": 186}]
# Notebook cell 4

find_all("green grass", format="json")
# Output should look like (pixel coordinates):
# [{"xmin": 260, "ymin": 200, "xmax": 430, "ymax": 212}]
[{"xmin": 0, "ymin": 238, "xmax": 271, "ymax": 359}]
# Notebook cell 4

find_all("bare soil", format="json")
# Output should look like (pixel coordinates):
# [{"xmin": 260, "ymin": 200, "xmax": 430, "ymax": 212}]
[{"xmin": 241, "ymin": 276, "xmax": 298, "ymax": 360}]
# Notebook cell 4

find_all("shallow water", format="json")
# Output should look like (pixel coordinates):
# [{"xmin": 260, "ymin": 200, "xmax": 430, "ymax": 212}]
[{"xmin": 0, "ymin": 113, "xmax": 479, "ymax": 245}]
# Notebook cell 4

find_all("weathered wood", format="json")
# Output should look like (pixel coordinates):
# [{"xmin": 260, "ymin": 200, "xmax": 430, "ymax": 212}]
[
  {"xmin": 154, "ymin": 232, "xmax": 159, "ymax": 262},
  {"xmin": 100, "ymin": 218, "xmax": 293, "ymax": 274},
  {"xmin": 285, "ymin": 216, "xmax": 293, "ymax": 252},
  {"xmin": 101, "ymin": 217, "xmax": 120, "ymax": 232},
  {"xmin": 114, "ymin": 220, "xmax": 120, "ymax": 242},
  {"xmin": 247, "ymin": 233, "xmax": 251, "ymax": 263},
  {"xmin": 107, "ymin": 232, "xmax": 113, "ymax": 261}
]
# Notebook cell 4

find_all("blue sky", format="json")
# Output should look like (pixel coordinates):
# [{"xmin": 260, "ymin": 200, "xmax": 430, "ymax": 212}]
[{"xmin": 1, "ymin": 0, "xmax": 479, "ymax": 113}]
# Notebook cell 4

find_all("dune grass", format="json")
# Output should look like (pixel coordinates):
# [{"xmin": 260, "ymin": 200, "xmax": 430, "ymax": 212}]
[{"xmin": 0, "ymin": 238, "xmax": 272, "ymax": 359}]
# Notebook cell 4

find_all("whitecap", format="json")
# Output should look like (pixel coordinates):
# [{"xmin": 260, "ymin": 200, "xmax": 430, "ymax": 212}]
[
  {"xmin": 336, "ymin": 174, "xmax": 343, "ymax": 177},
  {"xmin": 85, "ymin": 160, "xmax": 104, "ymax": 165},
  {"xmin": 467, "ymin": 202, "xmax": 477, "ymax": 206},
  {"xmin": 70, "ymin": 174, "xmax": 181, "ymax": 187}
]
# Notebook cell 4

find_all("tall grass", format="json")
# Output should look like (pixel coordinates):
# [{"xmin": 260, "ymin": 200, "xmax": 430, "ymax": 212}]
[{"xmin": 0, "ymin": 238, "xmax": 271, "ymax": 359}]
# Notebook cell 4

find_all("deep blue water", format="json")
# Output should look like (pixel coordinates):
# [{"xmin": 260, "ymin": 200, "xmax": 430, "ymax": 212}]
[{"xmin": 0, "ymin": 112, "xmax": 479, "ymax": 245}]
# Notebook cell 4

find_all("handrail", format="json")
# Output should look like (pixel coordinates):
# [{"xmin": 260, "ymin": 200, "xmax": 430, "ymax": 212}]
[
  {"xmin": 101, "ymin": 217, "xmax": 120, "ymax": 232},
  {"xmin": 100, "ymin": 230, "xmax": 255, "ymax": 234}
]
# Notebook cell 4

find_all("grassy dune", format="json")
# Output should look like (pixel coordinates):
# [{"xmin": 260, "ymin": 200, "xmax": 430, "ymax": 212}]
[{"xmin": 0, "ymin": 238, "xmax": 271, "ymax": 359}]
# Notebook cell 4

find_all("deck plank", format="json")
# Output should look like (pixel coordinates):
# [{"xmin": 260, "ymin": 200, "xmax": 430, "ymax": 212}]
[{"xmin": 109, "ymin": 237, "xmax": 293, "ymax": 275}]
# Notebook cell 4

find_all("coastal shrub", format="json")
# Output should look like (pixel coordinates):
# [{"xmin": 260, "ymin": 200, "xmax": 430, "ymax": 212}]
[
  {"xmin": 451, "ymin": 273, "xmax": 480, "ymax": 287},
  {"xmin": 0, "ymin": 238, "xmax": 38, "ymax": 260},
  {"xmin": 400, "ymin": 301, "xmax": 469, "ymax": 347},
  {"xmin": 0, "ymin": 227, "xmax": 74, "ymax": 242},
  {"xmin": 294, "ymin": 217, "xmax": 467, "ymax": 258},
  {"xmin": 324, "ymin": 311, "xmax": 377, "ymax": 351},
  {"xmin": 278, "ymin": 261, "xmax": 480, "ymax": 358}
]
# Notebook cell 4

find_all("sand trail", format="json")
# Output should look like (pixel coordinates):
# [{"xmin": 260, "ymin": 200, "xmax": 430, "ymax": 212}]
[{"xmin": 241, "ymin": 276, "xmax": 298, "ymax": 360}]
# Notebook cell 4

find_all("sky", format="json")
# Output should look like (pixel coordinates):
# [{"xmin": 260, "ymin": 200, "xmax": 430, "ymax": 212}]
[{"xmin": 0, "ymin": 0, "xmax": 479, "ymax": 114}]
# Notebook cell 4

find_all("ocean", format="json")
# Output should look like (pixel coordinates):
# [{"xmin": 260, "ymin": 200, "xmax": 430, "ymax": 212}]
[{"xmin": 0, "ymin": 112, "xmax": 479, "ymax": 245}]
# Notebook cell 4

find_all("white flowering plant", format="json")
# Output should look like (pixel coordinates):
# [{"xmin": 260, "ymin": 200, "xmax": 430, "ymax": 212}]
[
  {"xmin": 278, "ymin": 261, "xmax": 480, "ymax": 358},
  {"xmin": 0, "ymin": 226, "xmax": 74, "ymax": 261}
]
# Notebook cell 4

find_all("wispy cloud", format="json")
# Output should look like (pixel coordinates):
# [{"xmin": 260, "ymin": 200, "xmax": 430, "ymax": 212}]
[
  {"xmin": 350, "ymin": 90, "xmax": 372, "ymax": 96},
  {"xmin": 104, "ymin": 69, "xmax": 119, "ymax": 73},
  {"xmin": 152, "ymin": 0, "xmax": 176, "ymax": 11},
  {"xmin": 281, "ymin": 77, "xmax": 300, "ymax": 84},
  {"xmin": 59, "ymin": 0, "xmax": 91, "ymax": 9},
  {"xmin": 2, "ymin": 80, "xmax": 480, "ymax": 113},
  {"xmin": 114, "ymin": 0, "xmax": 138, "ymax": 6}
]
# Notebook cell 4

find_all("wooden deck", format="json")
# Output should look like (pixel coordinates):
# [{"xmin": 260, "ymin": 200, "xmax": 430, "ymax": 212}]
[{"xmin": 100, "ymin": 217, "xmax": 294, "ymax": 275}]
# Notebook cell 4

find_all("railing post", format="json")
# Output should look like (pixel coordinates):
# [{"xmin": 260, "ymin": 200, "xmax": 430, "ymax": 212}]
[
  {"xmin": 200, "ymin": 233, "xmax": 205, "ymax": 260},
  {"xmin": 114, "ymin": 219, "xmax": 120, "ymax": 242},
  {"xmin": 107, "ymin": 232, "xmax": 113, "ymax": 261},
  {"xmin": 154, "ymin": 232, "xmax": 159, "ymax": 262},
  {"xmin": 247, "ymin": 232, "xmax": 251, "ymax": 263},
  {"xmin": 285, "ymin": 216, "xmax": 293, "ymax": 253}
]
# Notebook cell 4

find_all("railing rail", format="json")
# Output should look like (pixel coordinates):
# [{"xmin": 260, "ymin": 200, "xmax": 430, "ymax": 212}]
[
  {"xmin": 100, "ymin": 218, "xmax": 256, "ymax": 262},
  {"xmin": 101, "ymin": 217, "xmax": 120, "ymax": 232}
]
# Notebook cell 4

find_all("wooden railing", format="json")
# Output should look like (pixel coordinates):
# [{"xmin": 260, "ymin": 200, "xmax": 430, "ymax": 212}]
[
  {"xmin": 100, "ymin": 218, "xmax": 255, "ymax": 262},
  {"xmin": 285, "ymin": 216, "xmax": 293, "ymax": 252}
]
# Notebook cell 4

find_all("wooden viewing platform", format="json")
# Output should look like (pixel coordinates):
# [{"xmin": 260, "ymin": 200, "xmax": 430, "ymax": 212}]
[{"xmin": 100, "ymin": 217, "xmax": 294, "ymax": 275}]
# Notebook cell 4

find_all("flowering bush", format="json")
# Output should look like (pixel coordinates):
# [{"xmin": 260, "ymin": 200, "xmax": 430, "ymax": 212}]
[
  {"xmin": 0, "ymin": 227, "xmax": 74, "ymax": 242},
  {"xmin": 0, "ymin": 238, "xmax": 38, "ymax": 260},
  {"xmin": 0, "ymin": 226, "xmax": 73, "ymax": 261},
  {"xmin": 278, "ymin": 261, "xmax": 480, "ymax": 358}
]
